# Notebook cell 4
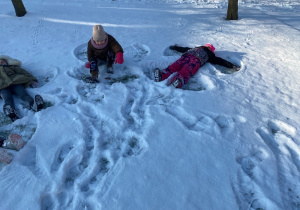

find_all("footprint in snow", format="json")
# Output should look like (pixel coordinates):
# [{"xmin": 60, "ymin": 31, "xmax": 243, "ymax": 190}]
[
  {"xmin": 40, "ymin": 193, "xmax": 55, "ymax": 210},
  {"xmin": 123, "ymin": 43, "xmax": 150, "ymax": 62},
  {"xmin": 20, "ymin": 146, "xmax": 43, "ymax": 177},
  {"xmin": 256, "ymin": 119, "xmax": 300, "ymax": 208},
  {"xmin": 236, "ymin": 147, "xmax": 268, "ymax": 177},
  {"xmin": 232, "ymin": 146, "xmax": 276, "ymax": 210},
  {"xmin": 35, "ymin": 66, "xmax": 59, "ymax": 87},
  {"xmin": 51, "ymin": 143, "xmax": 74, "ymax": 172}
]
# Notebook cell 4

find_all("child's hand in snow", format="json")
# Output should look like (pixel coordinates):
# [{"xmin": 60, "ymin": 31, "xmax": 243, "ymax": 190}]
[
  {"xmin": 233, "ymin": 65, "xmax": 241, "ymax": 71},
  {"xmin": 30, "ymin": 81, "xmax": 39, "ymax": 88}
]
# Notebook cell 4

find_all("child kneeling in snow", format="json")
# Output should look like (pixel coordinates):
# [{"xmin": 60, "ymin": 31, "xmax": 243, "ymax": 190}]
[
  {"xmin": 0, "ymin": 56, "xmax": 44, "ymax": 122},
  {"xmin": 154, "ymin": 44, "xmax": 240, "ymax": 88},
  {"xmin": 86, "ymin": 25, "xmax": 124, "ymax": 83}
]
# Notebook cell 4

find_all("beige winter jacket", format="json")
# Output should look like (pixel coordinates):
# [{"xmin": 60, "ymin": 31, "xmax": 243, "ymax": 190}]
[{"xmin": 0, "ymin": 55, "xmax": 37, "ymax": 90}]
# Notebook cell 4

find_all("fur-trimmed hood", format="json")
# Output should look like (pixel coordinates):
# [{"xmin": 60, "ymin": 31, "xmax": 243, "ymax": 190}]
[
  {"xmin": 0, "ymin": 57, "xmax": 37, "ymax": 90},
  {"xmin": 0, "ymin": 55, "xmax": 22, "ymax": 66}
]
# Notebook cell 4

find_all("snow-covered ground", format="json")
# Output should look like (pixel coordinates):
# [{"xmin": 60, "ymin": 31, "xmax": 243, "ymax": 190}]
[{"xmin": 0, "ymin": 0, "xmax": 300, "ymax": 209}]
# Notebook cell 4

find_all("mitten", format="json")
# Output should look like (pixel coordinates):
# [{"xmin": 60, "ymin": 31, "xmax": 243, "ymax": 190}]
[
  {"xmin": 233, "ymin": 65, "xmax": 241, "ymax": 71},
  {"xmin": 169, "ymin": 44, "xmax": 178, "ymax": 50},
  {"xmin": 115, "ymin": 52, "xmax": 124, "ymax": 64}
]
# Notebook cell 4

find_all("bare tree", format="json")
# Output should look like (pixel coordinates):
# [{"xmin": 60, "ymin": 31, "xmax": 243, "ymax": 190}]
[
  {"xmin": 227, "ymin": 0, "xmax": 238, "ymax": 20},
  {"xmin": 11, "ymin": 0, "xmax": 27, "ymax": 17}
]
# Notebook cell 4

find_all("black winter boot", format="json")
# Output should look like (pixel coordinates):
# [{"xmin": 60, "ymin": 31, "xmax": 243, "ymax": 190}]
[
  {"xmin": 30, "ymin": 94, "xmax": 44, "ymax": 112},
  {"xmin": 154, "ymin": 68, "xmax": 162, "ymax": 82},
  {"xmin": 34, "ymin": 95, "xmax": 44, "ymax": 111},
  {"xmin": 3, "ymin": 104, "xmax": 19, "ymax": 122}
]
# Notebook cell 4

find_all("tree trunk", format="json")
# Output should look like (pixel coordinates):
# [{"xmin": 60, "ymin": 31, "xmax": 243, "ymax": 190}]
[
  {"xmin": 11, "ymin": 0, "xmax": 27, "ymax": 17},
  {"xmin": 227, "ymin": 0, "xmax": 238, "ymax": 20}
]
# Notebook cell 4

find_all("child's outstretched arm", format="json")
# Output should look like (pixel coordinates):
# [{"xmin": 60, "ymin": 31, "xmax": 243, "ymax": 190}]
[
  {"xmin": 210, "ymin": 56, "xmax": 235, "ymax": 68},
  {"xmin": 211, "ymin": 57, "xmax": 240, "ymax": 71},
  {"xmin": 206, "ymin": 48, "xmax": 240, "ymax": 70},
  {"xmin": 169, "ymin": 45, "xmax": 191, "ymax": 53}
]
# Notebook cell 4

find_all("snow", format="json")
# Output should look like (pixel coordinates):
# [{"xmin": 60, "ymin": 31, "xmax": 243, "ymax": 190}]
[{"xmin": 0, "ymin": 0, "xmax": 300, "ymax": 209}]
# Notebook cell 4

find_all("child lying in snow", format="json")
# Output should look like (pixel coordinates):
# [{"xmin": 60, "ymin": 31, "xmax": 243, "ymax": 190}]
[
  {"xmin": 0, "ymin": 56, "xmax": 44, "ymax": 122},
  {"xmin": 154, "ymin": 44, "xmax": 240, "ymax": 88}
]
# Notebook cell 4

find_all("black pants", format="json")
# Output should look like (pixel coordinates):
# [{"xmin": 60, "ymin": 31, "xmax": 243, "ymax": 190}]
[
  {"xmin": 0, "ymin": 84, "xmax": 33, "ymax": 109},
  {"xmin": 90, "ymin": 51, "xmax": 116, "ymax": 76}
]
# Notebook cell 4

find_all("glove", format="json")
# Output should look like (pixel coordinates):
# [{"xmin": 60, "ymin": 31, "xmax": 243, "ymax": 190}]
[
  {"xmin": 169, "ymin": 44, "xmax": 178, "ymax": 50},
  {"xmin": 115, "ymin": 52, "xmax": 124, "ymax": 64},
  {"xmin": 85, "ymin": 62, "xmax": 90, "ymax": 68},
  {"xmin": 232, "ymin": 65, "xmax": 241, "ymax": 71},
  {"xmin": 30, "ymin": 81, "xmax": 39, "ymax": 88}
]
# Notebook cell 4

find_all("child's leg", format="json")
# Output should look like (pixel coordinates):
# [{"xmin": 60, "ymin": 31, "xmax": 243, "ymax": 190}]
[
  {"xmin": 90, "ymin": 57, "xmax": 99, "ymax": 78},
  {"xmin": 106, "ymin": 51, "xmax": 115, "ymax": 74},
  {"xmin": 1, "ymin": 88, "xmax": 19, "ymax": 121},
  {"xmin": 161, "ymin": 55, "xmax": 189, "ymax": 80},
  {"xmin": 11, "ymin": 85, "xmax": 34, "ymax": 109},
  {"xmin": 107, "ymin": 50, "xmax": 116, "ymax": 67},
  {"xmin": 0, "ymin": 88, "xmax": 15, "ymax": 108},
  {"xmin": 177, "ymin": 55, "xmax": 201, "ymax": 85}
]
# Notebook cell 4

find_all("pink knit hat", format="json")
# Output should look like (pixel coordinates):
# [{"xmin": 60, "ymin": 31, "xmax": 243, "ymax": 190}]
[{"xmin": 205, "ymin": 44, "xmax": 215, "ymax": 52}]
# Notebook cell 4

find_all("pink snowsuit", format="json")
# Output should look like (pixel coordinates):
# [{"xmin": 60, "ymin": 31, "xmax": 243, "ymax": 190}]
[
  {"xmin": 161, "ymin": 54, "xmax": 201, "ymax": 88},
  {"xmin": 161, "ymin": 45, "xmax": 235, "ymax": 88}
]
